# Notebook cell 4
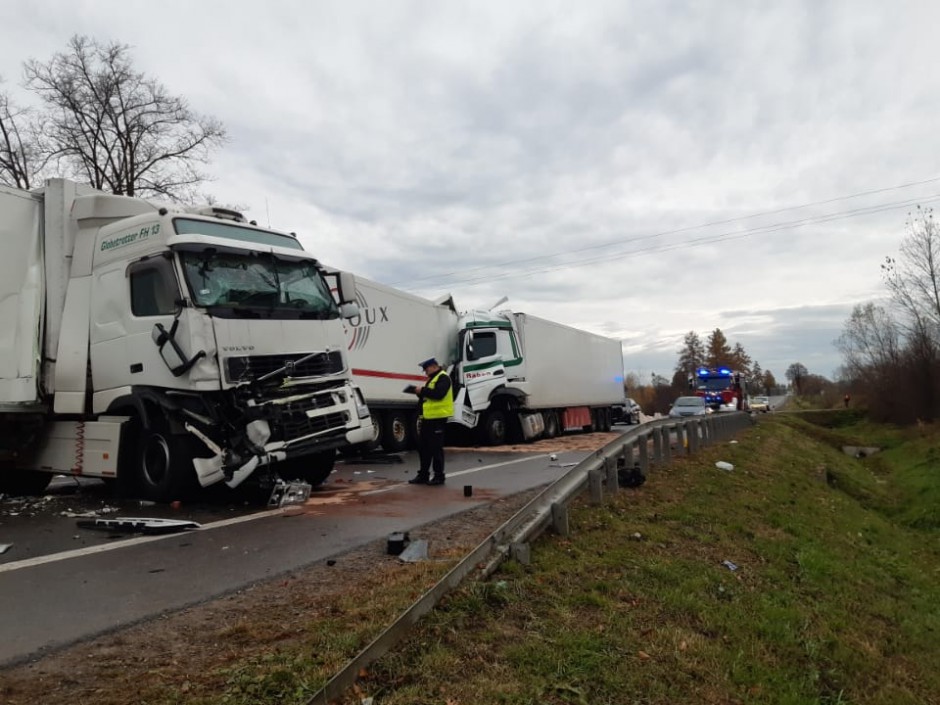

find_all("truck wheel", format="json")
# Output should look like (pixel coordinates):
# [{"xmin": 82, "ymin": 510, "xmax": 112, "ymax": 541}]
[
  {"xmin": 381, "ymin": 411, "xmax": 410, "ymax": 452},
  {"xmin": 600, "ymin": 408, "xmax": 612, "ymax": 432},
  {"xmin": 481, "ymin": 410, "xmax": 507, "ymax": 446},
  {"xmin": 134, "ymin": 420, "xmax": 195, "ymax": 502},
  {"xmin": 0, "ymin": 465, "xmax": 53, "ymax": 496},
  {"xmin": 543, "ymin": 411, "xmax": 559, "ymax": 439},
  {"xmin": 276, "ymin": 449, "xmax": 336, "ymax": 486}
]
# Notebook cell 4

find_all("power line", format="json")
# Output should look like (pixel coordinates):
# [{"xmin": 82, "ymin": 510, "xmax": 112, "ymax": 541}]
[
  {"xmin": 408, "ymin": 191, "xmax": 940, "ymax": 291},
  {"xmin": 389, "ymin": 175, "xmax": 940, "ymax": 289}
]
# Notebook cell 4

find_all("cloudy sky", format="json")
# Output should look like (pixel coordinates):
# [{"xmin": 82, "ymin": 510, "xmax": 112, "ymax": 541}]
[{"xmin": 3, "ymin": 1, "xmax": 938, "ymax": 383}]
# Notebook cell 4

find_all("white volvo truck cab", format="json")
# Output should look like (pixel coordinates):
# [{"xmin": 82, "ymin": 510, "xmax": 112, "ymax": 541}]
[{"xmin": 0, "ymin": 179, "xmax": 373, "ymax": 501}]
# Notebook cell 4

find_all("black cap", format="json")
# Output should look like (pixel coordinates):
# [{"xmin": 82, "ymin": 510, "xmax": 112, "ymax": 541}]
[{"xmin": 419, "ymin": 357, "xmax": 439, "ymax": 369}]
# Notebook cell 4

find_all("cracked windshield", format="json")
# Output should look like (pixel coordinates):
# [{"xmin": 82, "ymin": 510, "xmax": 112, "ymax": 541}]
[{"xmin": 180, "ymin": 250, "xmax": 337, "ymax": 318}]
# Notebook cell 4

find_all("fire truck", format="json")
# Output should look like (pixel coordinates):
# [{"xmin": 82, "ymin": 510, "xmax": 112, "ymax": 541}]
[{"xmin": 688, "ymin": 366, "xmax": 747, "ymax": 411}]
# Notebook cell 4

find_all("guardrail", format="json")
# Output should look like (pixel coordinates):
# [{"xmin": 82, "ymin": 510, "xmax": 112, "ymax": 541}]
[{"xmin": 307, "ymin": 411, "xmax": 755, "ymax": 704}]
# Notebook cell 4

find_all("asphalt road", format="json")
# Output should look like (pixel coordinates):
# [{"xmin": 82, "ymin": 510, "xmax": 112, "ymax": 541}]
[{"xmin": 0, "ymin": 446, "xmax": 593, "ymax": 666}]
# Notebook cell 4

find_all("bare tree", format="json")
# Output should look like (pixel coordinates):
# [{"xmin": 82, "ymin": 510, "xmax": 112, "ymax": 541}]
[
  {"xmin": 882, "ymin": 206, "xmax": 940, "ymax": 341},
  {"xmin": 23, "ymin": 35, "xmax": 226, "ymax": 201},
  {"xmin": 0, "ymin": 79, "xmax": 40, "ymax": 189},
  {"xmin": 785, "ymin": 362, "xmax": 808, "ymax": 394},
  {"xmin": 836, "ymin": 303, "xmax": 901, "ymax": 378}
]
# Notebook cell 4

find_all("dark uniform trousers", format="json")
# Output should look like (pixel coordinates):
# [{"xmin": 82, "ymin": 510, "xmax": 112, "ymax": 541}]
[{"xmin": 418, "ymin": 417, "xmax": 447, "ymax": 479}]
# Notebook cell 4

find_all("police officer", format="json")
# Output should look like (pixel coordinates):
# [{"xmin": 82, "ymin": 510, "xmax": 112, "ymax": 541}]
[{"xmin": 408, "ymin": 357, "xmax": 453, "ymax": 485}]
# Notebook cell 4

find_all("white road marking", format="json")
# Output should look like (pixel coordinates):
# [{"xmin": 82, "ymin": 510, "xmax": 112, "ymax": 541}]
[
  {"xmin": 0, "ymin": 507, "xmax": 286, "ymax": 575},
  {"xmin": 361, "ymin": 454, "xmax": 551, "ymax": 495}
]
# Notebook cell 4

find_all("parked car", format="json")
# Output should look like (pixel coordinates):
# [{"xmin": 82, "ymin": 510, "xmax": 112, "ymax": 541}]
[
  {"xmin": 668, "ymin": 396, "xmax": 710, "ymax": 418},
  {"xmin": 750, "ymin": 395, "xmax": 770, "ymax": 413},
  {"xmin": 611, "ymin": 398, "xmax": 641, "ymax": 425}
]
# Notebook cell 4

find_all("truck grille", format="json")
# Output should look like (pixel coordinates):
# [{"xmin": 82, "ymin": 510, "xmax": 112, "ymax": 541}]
[
  {"xmin": 268, "ymin": 396, "xmax": 347, "ymax": 443},
  {"xmin": 225, "ymin": 351, "xmax": 344, "ymax": 384}
]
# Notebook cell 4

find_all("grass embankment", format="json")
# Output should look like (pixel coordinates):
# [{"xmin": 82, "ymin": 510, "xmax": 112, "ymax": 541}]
[{"xmin": 354, "ymin": 415, "xmax": 940, "ymax": 705}]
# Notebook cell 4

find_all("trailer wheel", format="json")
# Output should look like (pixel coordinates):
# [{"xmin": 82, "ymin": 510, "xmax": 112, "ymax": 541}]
[
  {"xmin": 276, "ymin": 449, "xmax": 336, "ymax": 486},
  {"xmin": 481, "ymin": 410, "xmax": 507, "ymax": 446},
  {"xmin": 381, "ymin": 411, "xmax": 410, "ymax": 452},
  {"xmin": 600, "ymin": 408, "xmax": 612, "ymax": 432},
  {"xmin": 0, "ymin": 464, "xmax": 53, "ymax": 496},
  {"xmin": 133, "ymin": 419, "xmax": 195, "ymax": 502},
  {"xmin": 543, "ymin": 411, "xmax": 559, "ymax": 439}
]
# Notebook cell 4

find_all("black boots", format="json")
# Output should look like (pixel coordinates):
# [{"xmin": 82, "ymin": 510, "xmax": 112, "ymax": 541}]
[{"xmin": 408, "ymin": 474, "xmax": 445, "ymax": 485}]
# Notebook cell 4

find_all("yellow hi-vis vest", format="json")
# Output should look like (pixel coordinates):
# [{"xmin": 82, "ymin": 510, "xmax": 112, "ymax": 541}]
[{"xmin": 422, "ymin": 370, "xmax": 454, "ymax": 419}]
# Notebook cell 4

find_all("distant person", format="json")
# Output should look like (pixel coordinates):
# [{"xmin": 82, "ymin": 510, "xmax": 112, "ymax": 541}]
[
  {"xmin": 407, "ymin": 357, "xmax": 453, "ymax": 485},
  {"xmin": 844, "ymin": 393, "xmax": 850, "ymax": 409}
]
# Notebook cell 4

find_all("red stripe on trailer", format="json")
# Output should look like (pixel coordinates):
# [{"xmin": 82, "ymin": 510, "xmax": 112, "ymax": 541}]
[{"xmin": 351, "ymin": 368, "xmax": 426, "ymax": 382}]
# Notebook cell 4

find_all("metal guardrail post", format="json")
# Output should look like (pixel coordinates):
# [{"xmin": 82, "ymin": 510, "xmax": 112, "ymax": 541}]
[
  {"xmin": 604, "ymin": 456, "xmax": 619, "ymax": 496},
  {"xmin": 652, "ymin": 424, "xmax": 663, "ymax": 464},
  {"xmin": 621, "ymin": 441, "xmax": 633, "ymax": 469},
  {"xmin": 638, "ymin": 434, "xmax": 649, "ymax": 472},
  {"xmin": 661, "ymin": 425, "xmax": 672, "ymax": 464},
  {"xmin": 588, "ymin": 468, "xmax": 604, "ymax": 504},
  {"xmin": 688, "ymin": 420, "xmax": 699, "ymax": 453},
  {"xmin": 551, "ymin": 501, "xmax": 570, "ymax": 536}
]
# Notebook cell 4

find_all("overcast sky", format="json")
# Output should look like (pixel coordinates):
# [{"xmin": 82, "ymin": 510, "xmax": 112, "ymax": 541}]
[{"xmin": 3, "ymin": 1, "xmax": 938, "ymax": 384}]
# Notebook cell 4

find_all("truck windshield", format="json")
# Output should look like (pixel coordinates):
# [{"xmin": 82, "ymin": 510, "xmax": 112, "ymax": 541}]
[
  {"xmin": 696, "ymin": 378, "xmax": 733, "ymax": 392},
  {"xmin": 179, "ymin": 250, "xmax": 339, "ymax": 319}
]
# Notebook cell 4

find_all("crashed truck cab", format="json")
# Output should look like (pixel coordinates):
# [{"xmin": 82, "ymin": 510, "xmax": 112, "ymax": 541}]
[{"xmin": 17, "ymin": 182, "xmax": 373, "ymax": 500}]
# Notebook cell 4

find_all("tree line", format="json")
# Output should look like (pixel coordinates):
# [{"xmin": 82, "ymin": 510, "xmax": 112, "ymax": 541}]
[
  {"xmin": 837, "ymin": 206, "xmax": 940, "ymax": 424},
  {"xmin": 1, "ymin": 35, "xmax": 225, "ymax": 201}
]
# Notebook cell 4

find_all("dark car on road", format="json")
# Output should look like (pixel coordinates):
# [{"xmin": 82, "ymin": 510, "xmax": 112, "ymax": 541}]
[{"xmin": 611, "ymin": 398, "xmax": 641, "ymax": 425}]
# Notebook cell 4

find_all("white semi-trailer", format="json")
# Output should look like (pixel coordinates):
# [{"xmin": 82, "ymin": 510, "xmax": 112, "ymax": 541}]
[
  {"xmin": 0, "ymin": 179, "xmax": 373, "ymax": 500},
  {"xmin": 343, "ymin": 277, "xmax": 624, "ymax": 450}
]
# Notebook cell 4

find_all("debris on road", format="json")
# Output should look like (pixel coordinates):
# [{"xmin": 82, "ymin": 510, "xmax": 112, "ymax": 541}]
[
  {"xmin": 386, "ymin": 531, "xmax": 409, "ymax": 556},
  {"xmin": 0, "ymin": 542, "xmax": 12, "ymax": 554},
  {"xmin": 398, "ymin": 539, "xmax": 429, "ymax": 563},
  {"xmin": 721, "ymin": 560, "xmax": 739, "ymax": 571},
  {"xmin": 268, "ymin": 480, "xmax": 312, "ymax": 507},
  {"xmin": 76, "ymin": 517, "xmax": 202, "ymax": 535}
]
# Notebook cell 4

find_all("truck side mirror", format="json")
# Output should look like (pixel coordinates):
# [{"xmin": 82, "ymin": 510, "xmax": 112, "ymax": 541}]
[
  {"xmin": 339, "ymin": 302, "xmax": 360, "ymax": 320},
  {"xmin": 465, "ymin": 331, "xmax": 476, "ymax": 361},
  {"xmin": 336, "ymin": 271, "xmax": 357, "ymax": 304}
]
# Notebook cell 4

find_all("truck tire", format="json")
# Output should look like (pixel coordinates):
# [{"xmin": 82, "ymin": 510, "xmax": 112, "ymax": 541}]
[
  {"xmin": 276, "ymin": 449, "xmax": 336, "ymax": 486},
  {"xmin": 600, "ymin": 408, "xmax": 612, "ymax": 432},
  {"xmin": 133, "ymin": 419, "xmax": 196, "ymax": 502},
  {"xmin": 543, "ymin": 411, "xmax": 559, "ymax": 439},
  {"xmin": 381, "ymin": 411, "xmax": 410, "ymax": 453},
  {"xmin": 481, "ymin": 410, "xmax": 507, "ymax": 446},
  {"xmin": 0, "ymin": 465, "xmax": 53, "ymax": 496}
]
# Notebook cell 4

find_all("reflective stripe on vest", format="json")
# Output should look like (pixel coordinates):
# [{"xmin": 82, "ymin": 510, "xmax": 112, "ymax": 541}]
[{"xmin": 422, "ymin": 370, "xmax": 454, "ymax": 419}]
